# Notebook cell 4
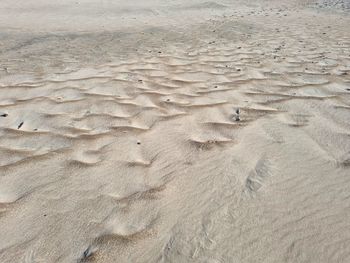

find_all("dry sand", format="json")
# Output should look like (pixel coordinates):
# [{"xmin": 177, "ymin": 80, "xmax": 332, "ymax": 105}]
[{"xmin": 0, "ymin": 0, "xmax": 350, "ymax": 262}]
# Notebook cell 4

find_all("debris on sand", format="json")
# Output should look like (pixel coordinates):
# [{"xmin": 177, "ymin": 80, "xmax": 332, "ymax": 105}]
[{"xmin": 17, "ymin": 121, "xmax": 24, "ymax": 129}]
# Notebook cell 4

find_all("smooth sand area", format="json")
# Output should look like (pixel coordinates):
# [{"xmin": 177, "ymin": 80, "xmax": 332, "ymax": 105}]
[{"xmin": 0, "ymin": 0, "xmax": 350, "ymax": 262}]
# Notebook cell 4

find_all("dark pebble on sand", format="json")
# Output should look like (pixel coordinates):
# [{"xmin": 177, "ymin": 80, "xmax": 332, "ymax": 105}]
[
  {"xmin": 18, "ymin": 121, "xmax": 24, "ymax": 129},
  {"xmin": 82, "ymin": 247, "xmax": 93, "ymax": 260},
  {"xmin": 0, "ymin": 113, "xmax": 8, "ymax": 117}
]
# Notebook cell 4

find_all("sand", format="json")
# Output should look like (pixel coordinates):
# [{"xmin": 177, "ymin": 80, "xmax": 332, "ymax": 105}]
[{"xmin": 0, "ymin": 0, "xmax": 350, "ymax": 262}]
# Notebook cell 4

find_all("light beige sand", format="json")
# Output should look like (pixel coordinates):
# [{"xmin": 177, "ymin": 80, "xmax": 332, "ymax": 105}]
[{"xmin": 0, "ymin": 0, "xmax": 350, "ymax": 262}]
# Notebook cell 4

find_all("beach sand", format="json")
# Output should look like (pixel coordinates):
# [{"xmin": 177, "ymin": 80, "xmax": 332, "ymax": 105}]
[{"xmin": 0, "ymin": 0, "xmax": 350, "ymax": 262}]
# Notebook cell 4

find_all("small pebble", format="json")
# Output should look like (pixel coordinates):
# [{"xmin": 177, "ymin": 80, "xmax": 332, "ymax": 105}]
[
  {"xmin": 18, "ymin": 121, "xmax": 24, "ymax": 129},
  {"xmin": 82, "ymin": 246, "xmax": 94, "ymax": 260}
]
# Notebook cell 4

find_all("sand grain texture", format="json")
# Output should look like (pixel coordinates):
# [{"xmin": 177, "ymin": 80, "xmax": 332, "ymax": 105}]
[{"xmin": 0, "ymin": 0, "xmax": 350, "ymax": 262}]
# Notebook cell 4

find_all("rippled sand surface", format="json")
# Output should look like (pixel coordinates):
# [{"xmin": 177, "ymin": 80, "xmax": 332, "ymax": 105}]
[{"xmin": 0, "ymin": 1, "xmax": 350, "ymax": 262}]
